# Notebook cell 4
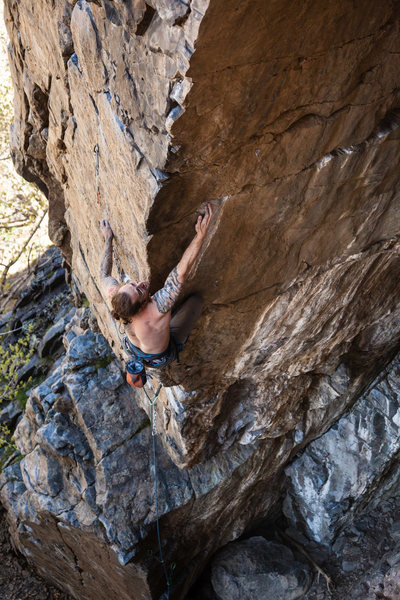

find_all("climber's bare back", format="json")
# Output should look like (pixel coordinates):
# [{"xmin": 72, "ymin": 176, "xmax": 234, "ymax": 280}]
[{"xmin": 102, "ymin": 274, "xmax": 175, "ymax": 353}]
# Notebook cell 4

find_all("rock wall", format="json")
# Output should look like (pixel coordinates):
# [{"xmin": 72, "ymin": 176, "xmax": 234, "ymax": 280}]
[
  {"xmin": 2, "ymin": 0, "xmax": 400, "ymax": 599},
  {"xmin": 5, "ymin": 0, "xmax": 400, "ymax": 468},
  {"xmin": 0, "ymin": 309, "xmax": 282, "ymax": 599},
  {"xmin": 284, "ymin": 353, "xmax": 400, "ymax": 545}
]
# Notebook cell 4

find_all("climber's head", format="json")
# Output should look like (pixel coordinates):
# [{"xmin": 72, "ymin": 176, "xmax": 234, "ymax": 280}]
[{"xmin": 110, "ymin": 281, "xmax": 150, "ymax": 323}]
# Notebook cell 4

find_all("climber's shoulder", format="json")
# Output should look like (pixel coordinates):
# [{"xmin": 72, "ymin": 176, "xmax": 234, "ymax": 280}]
[
  {"xmin": 102, "ymin": 275, "xmax": 119, "ymax": 298},
  {"xmin": 147, "ymin": 296, "xmax": 172, "ymax": 320}
]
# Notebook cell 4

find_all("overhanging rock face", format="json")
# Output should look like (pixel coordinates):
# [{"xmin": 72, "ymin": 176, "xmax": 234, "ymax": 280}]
[
  {"xmin": 2, "ymin": 0, "xmax": 400, "ymax": 598},
  {"xmin": 5, "ymin": 0, "xmax": 400, "ymax": 466}
]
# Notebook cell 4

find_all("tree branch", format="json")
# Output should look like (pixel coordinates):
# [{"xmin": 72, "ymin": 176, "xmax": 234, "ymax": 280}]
[{"xmin": 0, "ymin": 209, "xmax": 48, "ymax": 288}]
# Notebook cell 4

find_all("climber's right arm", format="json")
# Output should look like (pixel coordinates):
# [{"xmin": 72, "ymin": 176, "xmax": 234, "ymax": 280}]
[{"xmin": 100, "ymin": 219, "xmax": 119, "ymax": 297}]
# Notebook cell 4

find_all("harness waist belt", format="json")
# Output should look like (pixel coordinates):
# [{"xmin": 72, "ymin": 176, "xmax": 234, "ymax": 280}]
[{"xmin": 123, "ymin": 335, "xmax": 182, "ymax": 369}]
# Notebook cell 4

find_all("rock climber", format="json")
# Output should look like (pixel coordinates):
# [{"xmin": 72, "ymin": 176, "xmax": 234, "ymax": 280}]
[{"xmin": 99, "ymin": 203, "xmax": 214, "ymax": 386}]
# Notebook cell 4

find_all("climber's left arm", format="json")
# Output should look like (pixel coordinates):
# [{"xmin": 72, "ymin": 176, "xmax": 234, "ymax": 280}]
[
  {"xmin": 100, "ymin": 219, "xmax": 119, "ymax": 297},
  {"xmin": 153, "ymin": 204, "xmax": 213, "ymax": 314}
]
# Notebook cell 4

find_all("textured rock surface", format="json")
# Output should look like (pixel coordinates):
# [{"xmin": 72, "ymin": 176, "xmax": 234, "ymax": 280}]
[
  {"xmin": 302, "ymin": 494, "xmax": 400, "ymax": 600},
  {"xmin": 284, "ymin": 354, "xmax": 400, "ymax": 545},
  {"xmin": 2, "ymin": 0, "xmax": 400, "ymax": 599},
  {"xmin": 210, "ymin": 536, "xmax": 312, "ymax": 600},
  {"xmin": 4, "ymin": 0, "xmax": 400, "ymax": 466},
  {"xmin": 0, "ymin": 246, "xmax": 73, "ymax": 471},
  {"xmin": 0, "ymin": 506, "xmax": 72, "ymax": 600},
  {"xmin": 1, "ymin": 312, "xmax": 277, "ymax": 599},
  {"xmin": 193, "ymin": 492, "xmax": 400, "ymax": 600}
]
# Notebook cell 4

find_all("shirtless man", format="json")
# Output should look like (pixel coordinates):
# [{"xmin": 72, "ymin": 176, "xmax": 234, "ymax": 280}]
[{"xmin": 99, "ymin": 204, "xmax": 213, "ymax": 379}]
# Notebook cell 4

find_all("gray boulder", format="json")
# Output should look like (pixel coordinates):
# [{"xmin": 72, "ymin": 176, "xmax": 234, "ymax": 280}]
[{"xmin": 211, "ymin": 537, "xmax": 312, "ymax": 600}]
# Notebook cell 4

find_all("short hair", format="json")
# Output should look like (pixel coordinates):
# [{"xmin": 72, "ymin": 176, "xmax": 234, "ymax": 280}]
[{"xmin": 110, "ymin": 283, "xmax": 142, "ymax": 324}]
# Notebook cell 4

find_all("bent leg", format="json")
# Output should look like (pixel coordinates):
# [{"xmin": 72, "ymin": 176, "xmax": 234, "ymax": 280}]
[{"xmin": 170, "ymin": 294, "xmax": 204, "ymax": 344}]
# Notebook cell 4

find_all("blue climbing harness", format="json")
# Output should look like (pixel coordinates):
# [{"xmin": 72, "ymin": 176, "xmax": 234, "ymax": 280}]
[
  {"xmin": 124, "ymin": 335, "xmax": 183, "ymax": 387},
  {"xmin": 124, "ymin": 335, "xmax": 182, "ymax": 368}
]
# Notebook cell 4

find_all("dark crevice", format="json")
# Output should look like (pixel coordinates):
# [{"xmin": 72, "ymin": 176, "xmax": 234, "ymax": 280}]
[
  {"xmin": 125, "ymin": 127, "xmax": 145, "ymax": 160},
  {"xmin": 103, "ymin": 0, "xmax": 122, "ymax": 26},
  {"xmin": 56, "ymin": 139, "xmax": 67, "ymax": 153},
  {"xmin": 31, "ymin": 84, "xmax": 50, "ymax": 128},
  {"xmin": 56, "ymin": 524, "xmax": 85, "ymax": 588},
  {"xmin": 325, "ymin": 106, "xmax": 400, "ymax": 162},
  {"xmin": 89, "ymin": 94, "xmax": 99, "ymax": 116},
  {"xmin": 174, "ymin": 7, "xmax": 191, "ymax": 27},
  {"xmin": 124, "ymin": 67, "xmax": 138, "ymax": 101},
  {"xmin": 374, "ymin": 107, "xmax": 400, "ymax": 135},
  {"xmin": 62, "ymin": 51, "xmax": 74, "ymax": 67},
  {"xmin": 136, "ymin": 4, "xmax": 156, "ymax": 37},
  {"xmin": 165, "ymin": 98, "xmax": 179, "ymax": 117}
]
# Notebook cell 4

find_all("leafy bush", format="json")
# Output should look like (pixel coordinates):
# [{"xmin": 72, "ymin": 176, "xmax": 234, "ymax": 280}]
[
  {"xmin": 0, "ymin": 323, "xmax": 35, "ymax": 407},
  {"xmin": 0, "ymin": 421, "xmax": 17, "ymax": 471},
  {"xmin": 0, "ymin": 323, "xmax": 37, "ymax": 470}
]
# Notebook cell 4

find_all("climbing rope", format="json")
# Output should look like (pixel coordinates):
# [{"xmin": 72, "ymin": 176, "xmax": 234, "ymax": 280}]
[
  {"xmin": 0, "ymin": 325, "xmax": 24, "ymax": 337},
  {"xmin": 143, "ymin": 382, "xmax": 172, "ymax": 599},
  {"xmin": 94, "ymin": 143, "xmax": 171, "ymax": 594}
]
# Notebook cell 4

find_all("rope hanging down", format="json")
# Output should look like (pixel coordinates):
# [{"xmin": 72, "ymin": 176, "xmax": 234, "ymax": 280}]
[
  {"xmin": 94, "ymin": 144, "xmax": 171, "ymax": 595},
  {"xmin": 143, "ymin": 383, "xmax": 172, "ymax": 599}
]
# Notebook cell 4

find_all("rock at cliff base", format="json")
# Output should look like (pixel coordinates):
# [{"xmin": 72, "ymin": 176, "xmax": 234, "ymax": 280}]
[
  {"xmin": 211, "ymin": 537, "xmax": 312, "ymax": 600},
  {"xmin": 283, "ymin": 355, "xmax": 400, "ymax": 545}
]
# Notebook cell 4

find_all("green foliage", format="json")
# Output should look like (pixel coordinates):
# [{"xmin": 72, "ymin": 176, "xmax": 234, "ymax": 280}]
[
  {"xmin": 0, "ymin": 323, "xmax": 38, "ymax": 471},
  {"xmin": 17, "ymin": 374, "xmax": 46, "ymax": 409},
  {"xmin": 0, "ymin": 421, "xmax": 18, "ymax": 471},
  {"xmin": 95, "ymin": 354, "xmax": 114, "ymax": 370},
  {"xmin": 0, "ymin": 322, "xmax": 35, "ymax": 406}
]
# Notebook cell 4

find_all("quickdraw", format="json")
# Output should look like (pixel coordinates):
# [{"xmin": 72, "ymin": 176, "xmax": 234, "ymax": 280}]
[{"xmin": 94, "ymin": 144, "xmax": 101, "ymax": 206}]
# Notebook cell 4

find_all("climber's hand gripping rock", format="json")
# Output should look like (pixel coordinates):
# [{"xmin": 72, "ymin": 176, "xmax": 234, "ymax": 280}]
[
  {"xmin": 195, "ymin": 202, "xmax": 213, "ymax": 241},
  {"xmin": 100, "ymin": 219, "xmax": 114, "ymax": 241}
]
